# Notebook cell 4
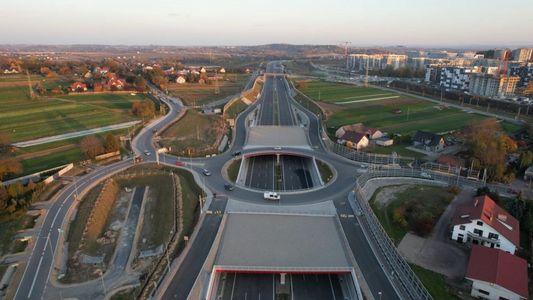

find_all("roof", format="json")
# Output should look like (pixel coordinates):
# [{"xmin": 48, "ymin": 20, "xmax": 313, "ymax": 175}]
[
  {"xmin": 245, "ymin": 126, "xmax": 310, "ymax": 150},
  {"xmin": 366, "ymin": 128, "xmax": 381, "ymax": 135},
  {"xmin": 413, "ymin": 131, "xmax": 442, "ymax": 147},
  {"xmin": 341, "ymin": 132, "xmax": 367, "ymax": 144},
  {"xmin": 215, "ymin": 213, "xmax": 352, "ymax": 270},
  {"xmin": 436, "ymin": 154, "xmax": 464, "ymax": 167},
  {"xmin": 466, "ymin": 245, "xmax": 528, "ymax": 298},
  {"xmin": 452, "ymin": 195, "xmax": 519, "ymax": 246}
]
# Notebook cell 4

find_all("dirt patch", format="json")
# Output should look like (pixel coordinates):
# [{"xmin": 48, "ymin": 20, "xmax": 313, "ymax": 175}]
[{"xmin": 373, "ymin": 184, "xmax": 414, "ymax": 206}]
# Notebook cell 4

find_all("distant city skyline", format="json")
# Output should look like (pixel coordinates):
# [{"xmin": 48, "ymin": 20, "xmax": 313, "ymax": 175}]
[{"xmin": 1, "ymin": 0, "xmax": 532, "ymax": 47}]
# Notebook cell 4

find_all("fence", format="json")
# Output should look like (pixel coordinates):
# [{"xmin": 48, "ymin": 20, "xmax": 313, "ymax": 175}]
[{"xmin": 352, "ymin": 172, "xmax": 432, "ymax": 300}]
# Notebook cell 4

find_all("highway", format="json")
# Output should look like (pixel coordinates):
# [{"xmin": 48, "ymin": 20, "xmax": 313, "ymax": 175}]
[{"xmin": 14, "ymin": 62, "xmax": 407, "ymax": 300}]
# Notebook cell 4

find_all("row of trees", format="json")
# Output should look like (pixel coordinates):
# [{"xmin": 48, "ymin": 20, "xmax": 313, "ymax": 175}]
[
  {"xmin": 0, "ymin": 132, "xmax": 22, "ymax": 181},
  {"xmin": 131, "ymin": 100, "xmax": 156, "ymax": 119},
  {"xmin": 79, "ymin": 134, "xmax": 120, "ymax": 159},
  {"xmin": 465, "ymin": 119, "xmax": 522, "ymax": 183},
  {"xmin": 0, "ymin": 180, "xmax": 45, "ymax": 214}
]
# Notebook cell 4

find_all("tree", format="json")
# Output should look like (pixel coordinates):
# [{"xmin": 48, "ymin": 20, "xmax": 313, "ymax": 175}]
[
  {"xmin": 80, "ymin": 136, "xmax": 104, "ymax": 159},
  {"xmin": 134, "ymin": 76, "xmax": 146, "ymax": 92},
  {"xmin": 141, "ymin": 101, "xmax": 155, "ymax": 118},
  {"xmin": 131, "ymin": 101, "xmax": 143, "ymax": 116},
  {"xmin": 0, "ymin": 157, "xmax": 23, "ymax": 180},
  {"xmin": 104, "ymin": 134, "xmax": 120, "ymax": 152},
  {"xmin": 7, "ymin": 182, "xmax": 24, "ymax": 199},
  {"xmin": 519, "ymin": 151, "xmax": 533, "ymax": 171},
  {"xmin": 0, "ymin": 131, "xmax": 11, "ymax": 153},
  {"xmin": 465, "ymin": 119, "xmax": 513, "ymax": 182},
  {"xmin": 0, "ymin": 184, "xmax": 8, "ymax": 209}
]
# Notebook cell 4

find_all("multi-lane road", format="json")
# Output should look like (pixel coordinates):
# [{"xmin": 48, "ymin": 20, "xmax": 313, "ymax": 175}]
[{"xmin": 14, "ymin": 61, "xmax": 404, "ymax": 300}]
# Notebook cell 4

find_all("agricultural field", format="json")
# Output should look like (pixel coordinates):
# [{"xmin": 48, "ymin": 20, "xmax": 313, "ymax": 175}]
[
  {"xmin": 159, "ymin": 109, "xmax": 226, "ymax": 156},
  {"xmin": 0, "ymin": 84, "xmax": 149, "ymax": 143},
  {"xmin": 296, "ymin": 80, "xmax": 521, "ymax": 156},
  {"xmin": 297, "ymin": 80, "xmax": 397, "ymax": 104},
  {"xmin": 166, "ymin": 73, "xmax": 248, "ymax": 106}
]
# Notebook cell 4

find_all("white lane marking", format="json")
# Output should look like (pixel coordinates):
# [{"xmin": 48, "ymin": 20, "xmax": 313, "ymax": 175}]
[
  {"xmin": 27, "ymin": 252, "xmax": 45, "ymax": 298},
  {"xmin": 230, "ymin": 273, "xmax": 237, "ymax": 300}
]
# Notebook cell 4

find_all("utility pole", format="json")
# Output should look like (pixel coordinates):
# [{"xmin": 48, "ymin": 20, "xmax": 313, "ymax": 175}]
[
  {"xmin": 214, "ymin": 69, "xmax": 220, "ymax": 95},
  {"xmin": 26, "ymin": 70, "xmax": 35, "ymax": 99},
  {"xmin": 364, "ymin": 58, "xmax": 369, "ymax": 88}
]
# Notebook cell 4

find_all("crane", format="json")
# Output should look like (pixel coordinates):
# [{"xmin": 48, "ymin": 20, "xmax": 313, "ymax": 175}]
[{"xmin": 338, "ymin": 41, "xmax": 351, "ymax": 71}]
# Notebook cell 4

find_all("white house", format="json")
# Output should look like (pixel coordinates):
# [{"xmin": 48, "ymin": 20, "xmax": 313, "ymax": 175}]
[
  {"xmin": 366, "ymin": 128, "xmax": 384, "ymax": 140},
  {"xmin": 176, "ymin": 76, "xmax": 186, "ymax": 84},
  {"xmin": 466, "ymin": 245, "xmax": 528, "ymax": 300},
  {"xmin": 451, "ymin": 195, "xmax": 519, "ymax": 254},
  {"xmin": 339, "ymin": 132, "xmax": 369, "ymax": 150}
]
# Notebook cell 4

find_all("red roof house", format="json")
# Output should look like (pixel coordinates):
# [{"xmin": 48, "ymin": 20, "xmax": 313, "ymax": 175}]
[{"xmin": 466, "ymin": 245, "xmax": 528, "ymax": 299}]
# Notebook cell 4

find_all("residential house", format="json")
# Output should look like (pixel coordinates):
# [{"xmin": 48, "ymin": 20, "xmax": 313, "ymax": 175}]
[
  {"xmin": 412, "ymin": 131, "xmax": 445, "ymax": 152},
  {"xmin": 339, "ymin": 132, "xmax": 369, "ymax": 150},
  {"xmin": 176, "ymin": 76, "xmax": 186, "ymax": 84},
  {"xmin": 436, "ymin": 154, "xmax": 464, "ymax": 168},
  {"xmin": 70, "ymin": 82, "xmax": 87, "ymax": 92},
  {"xmin": 465, "ymin": 245, "xmax": 528, "ymax": 300},
  {"xmin": 366, "ymin": 128, "xmax": 384, "ymax": 140},
  {"xmin": 335, "ymin": 123, "xmax": 365, "ymax": 139},
  {"xmin": 107, "ymin": 78, "xmax": 125, "ymax": 90},
  {"xmin": 3, "ymin": 68, "xmax": 19, "ymax": 74},
  {"xmin": 451, "ymin": 195, "xmax": 519, "ymax": 254}
]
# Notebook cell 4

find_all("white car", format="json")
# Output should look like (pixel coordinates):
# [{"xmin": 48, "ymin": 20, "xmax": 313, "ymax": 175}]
[
  {"xmin": 264, "ymin": 192, "xmax": 280, "ymax": 201},
  {"xmin": 144, "ymin": 151, "xmax": 151, "ymax": 156},
  {"xmin": 420, "ymin": 172, "xmax": 432, "ymax": 179}
]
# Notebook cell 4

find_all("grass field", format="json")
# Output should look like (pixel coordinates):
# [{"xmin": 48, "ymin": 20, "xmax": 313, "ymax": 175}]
[
  {"xmin": 160, "ymin": 110, "xmax": 225, "ymax": 156},
  {"xmin": 371, "ymin": 185, "xmax": 453, "ymax": 244},
  {"xmin": 0, "ymin": 84, "xmax": 148, "ymax": 142},
  {"xmin": 166, "ymin": 74, "xmax": 248, "ymax": 106},
  {"xmin": 297, "ymin": 80, "xmax": 395, "ymax": 103},
  {"xmin": 225, "ymin": 99, "xmax": 249, "ymax": 119},
  {"xmin": 121, "ymin": 174, "xmax": 174, "ymax": 252},
  {"xmin": 410, "ymin": 264, "xmax": 458, "ymax": 299},
  {"xmin": 227, "ymin": 159, "xmax": 241, "ymax": 182}
]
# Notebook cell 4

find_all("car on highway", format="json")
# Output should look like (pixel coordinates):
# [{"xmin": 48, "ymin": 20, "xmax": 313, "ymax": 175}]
[
  {"xmin": 175, "ymin": 161, "xmax": 185, "ymax": 166},
  {"xmin": 224, "ymin": 184, "xmax": 235, "ymax": 191},
  {"xmin": 264, "ymin": 191, "xmax": 280, "ymax": 201},
  {"xmin": 202, "ymin": 169, "xmax": 212, "ymax": 176},
  {"xmin": 420, "ymin": 172, "xmax": 432, "ymax": 179},
  {"xmin": 144, "ymin": 150, "xmax": 151, "ymax": 156},
  {"xmin": 232, "ymin": 151, "xmax": 242, "ymax": 157},
  {"xmin": 274, "ymin": 146, "xmax": 282, "ymax": 150}
]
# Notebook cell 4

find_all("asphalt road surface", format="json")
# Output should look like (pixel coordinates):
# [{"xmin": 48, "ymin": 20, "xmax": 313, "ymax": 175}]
[
  {"xmin": 159, "ymin": 196, "xmax": 228, "ymax": 299},
  {"xmin": 281, "ymin": 155, "xmax": 314, "ymax": 190},
  {"xmin": 218, "ymin": 273, "xmax": 344, "ymax": 300},
  {"xmin": 245, "ymin": 155, "xmax": 275, "ymax": 190}
]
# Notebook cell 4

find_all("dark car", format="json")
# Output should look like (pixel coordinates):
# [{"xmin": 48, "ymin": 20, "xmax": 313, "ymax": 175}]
[
  {"xmin": 232, "ymin": 151, "xmax": 242, "ymax": 157},
  {"xmin": 224, "ymin": 184, "xmax": 235, "ymax": 191}
]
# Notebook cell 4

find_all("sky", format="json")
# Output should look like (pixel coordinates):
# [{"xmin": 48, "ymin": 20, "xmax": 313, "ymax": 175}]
[{"xmin": 1, "ymin": 0, "xmax": 532, "ymax": 47}]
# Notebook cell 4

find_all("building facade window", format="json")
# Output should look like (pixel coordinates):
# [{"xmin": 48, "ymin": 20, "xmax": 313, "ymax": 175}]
[
  {"xmin": 460, "ymin": 225, "xmax": 466, "ymax": 230},
  {"xmin": 478, "ymin": 289, "xmax": 490, "ymax": 296},
  {"xmin": 488, "ymin": 233, "xmax": 499, "ymax": 240},
  {"xmin": 477, "ymin": 221, "xmax": 483, "ymax": 226},
  {"xmin": 473, "ymin": 229, "xmax": 483, "ymax": 236}
]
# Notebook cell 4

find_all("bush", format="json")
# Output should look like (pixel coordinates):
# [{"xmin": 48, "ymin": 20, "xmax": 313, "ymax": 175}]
[
  {"xmin": 393, "ymin": 206, "xmax": 408, "ymax": 228},
  {"xmin": 448, "ymin": 186, "xmax": 461, "ymax": 195}
]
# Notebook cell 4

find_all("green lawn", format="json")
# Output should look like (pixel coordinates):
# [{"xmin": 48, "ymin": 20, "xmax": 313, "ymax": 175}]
[
  {"xmin": 410, "ymin": 264, "xmax": 459, "ymax": 299},
  {"xmin": 21, "ymin": 147, "xmax": 83, "ymax": 175},
  {"xmin": 298, "ymin": 80, "xmax": 394, "ymax": 103},
  {"xmin": 0, "ymin": 85, "xmax": 148, "ymax": 142},
  {"xmin": 297, "ymin": 81, "xmax": 519, "ymax": 143}
]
